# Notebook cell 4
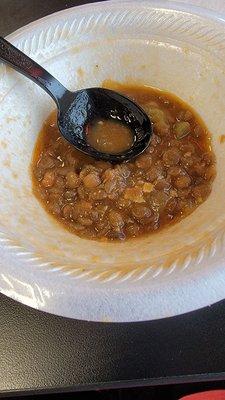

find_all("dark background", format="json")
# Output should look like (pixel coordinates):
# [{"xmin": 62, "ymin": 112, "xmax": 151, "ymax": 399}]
[
  {"xmin": 0, "ymin": 0, "xmax": 99, "ymax": 36},
  {"xmin": 1, "ymin": 1, "xmax": 225, "ymax": 399}
]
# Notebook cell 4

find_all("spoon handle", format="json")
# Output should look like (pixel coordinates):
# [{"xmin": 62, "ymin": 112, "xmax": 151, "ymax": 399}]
[{"xmin": 0, "ymin": 37, "xmax": 68, "ymax": 106}]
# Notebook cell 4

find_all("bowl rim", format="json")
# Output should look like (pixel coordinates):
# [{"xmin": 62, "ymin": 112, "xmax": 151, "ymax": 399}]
[{"xmin": 6, "ymin": 0, "xmax": 225, "ymax": 43}]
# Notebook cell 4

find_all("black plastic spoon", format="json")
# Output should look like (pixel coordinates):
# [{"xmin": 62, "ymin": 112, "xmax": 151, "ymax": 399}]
[{"xmin": 0, "ymin": 37, "xmax": 152, "ymax": 162}]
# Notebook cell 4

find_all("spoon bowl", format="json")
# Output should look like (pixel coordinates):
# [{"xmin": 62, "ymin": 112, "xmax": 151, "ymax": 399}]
[
  {"xmin": 58, "ymin": 87, "xmax": 152, "ymax": 162},
  {"xmin": 0, "ymin": 37, "xmax": 152, "ymax": 162}
]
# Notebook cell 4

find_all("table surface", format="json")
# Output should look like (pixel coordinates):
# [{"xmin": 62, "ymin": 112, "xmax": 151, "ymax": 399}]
[{"xmin": 1, "ymin": 0, "xmax": 225, "ymax": 396}]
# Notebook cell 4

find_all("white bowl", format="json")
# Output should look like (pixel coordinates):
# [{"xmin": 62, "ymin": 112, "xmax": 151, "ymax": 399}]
[{"xmin": 0, "ymin": 0, "xmax": 225, "ymax": 322}]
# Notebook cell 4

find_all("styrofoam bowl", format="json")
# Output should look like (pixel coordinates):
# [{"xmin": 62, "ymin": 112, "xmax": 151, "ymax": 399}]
[{"xmin": 0, "ymin": 0, "xmax": 225, "ymax": 321}]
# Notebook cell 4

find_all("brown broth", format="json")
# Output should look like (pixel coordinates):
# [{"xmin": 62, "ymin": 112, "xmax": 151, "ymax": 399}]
[
  {"xmin": 87, "ymin": 119, "xmax": 133, "ymax": 154},
  {"xmin": 31, "ymin": 82, "xmax": 216, "ymax": 241}
]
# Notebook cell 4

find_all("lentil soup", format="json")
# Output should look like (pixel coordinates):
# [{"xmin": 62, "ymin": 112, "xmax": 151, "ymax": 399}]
[{"xmin": 31, "ymin": 83, "xmax": 216, "ymax": 241}]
